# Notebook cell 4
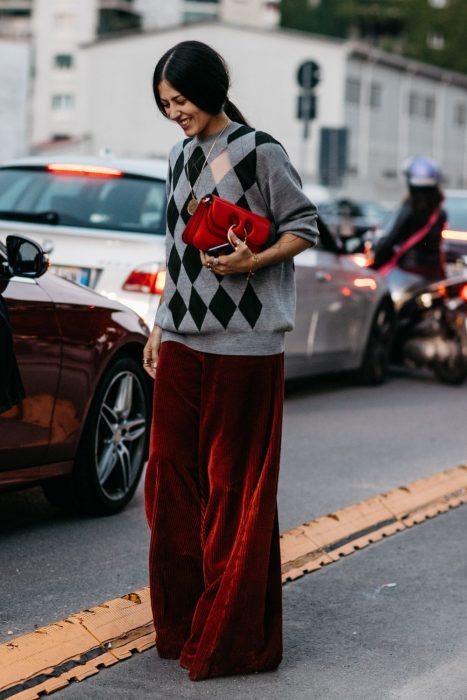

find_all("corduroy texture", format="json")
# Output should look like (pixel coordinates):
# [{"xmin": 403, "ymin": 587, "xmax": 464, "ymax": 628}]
[{"xmin": 145, "ymin": 341, "xmax": 284, "ymax": 681}]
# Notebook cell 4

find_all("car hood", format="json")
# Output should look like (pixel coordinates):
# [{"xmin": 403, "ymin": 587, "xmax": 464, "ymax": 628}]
[{"xmin": 37, "ymin": 270, "xmax": 149, "ymax": 329}]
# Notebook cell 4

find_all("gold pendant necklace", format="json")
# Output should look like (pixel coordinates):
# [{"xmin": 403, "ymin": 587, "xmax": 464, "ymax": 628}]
[
  {"xmin": 187, "ymin": 197, "xmax": 199, "ymax": 216},
  {"xmin": 185, "ymin": 121, "xmax": 230, "ymax": 215}
]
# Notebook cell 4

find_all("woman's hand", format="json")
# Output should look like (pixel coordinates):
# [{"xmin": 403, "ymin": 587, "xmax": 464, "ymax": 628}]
[
  {"xmin": 143, "ymin": 325, "xmax": 162, "ymax": 379},
  {"xmin": 200, "ymin": 230, "xmax": 257, "ymax": 276}
]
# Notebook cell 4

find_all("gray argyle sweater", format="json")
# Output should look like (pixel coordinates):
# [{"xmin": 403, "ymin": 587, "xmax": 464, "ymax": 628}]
[{"xmin": 155, "ymin": 121, "xmax": 319, "ymax": 355}]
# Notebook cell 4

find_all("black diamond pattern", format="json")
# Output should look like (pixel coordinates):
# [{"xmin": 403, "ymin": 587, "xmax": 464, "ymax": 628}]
[
  {"xmin": 182, "ymin": 245, "xmax": 203, "ymax": 283},
  {"xmin": 166, "ymin": 196, "xmax": 179, "ymax": 237},
  {"xmin": 172, "ymin": 151, "xmax": 185, "ymax": 190},
  {"xmin": 209, "ymin": 287, "xmax": 237, "ymax": 329},
  {"xmin": 188, "ymin": 288, "xmax": 208, "ymax": 330},
  {"xmin": 255, "ymin": 131, "xmax": 281, "ymax": 149},
  {"xmin": 228, "ymin": 125, "xmax": 254, "ymax": 144},
  {"xmin": 236, "ymin": 193, "xmax": 250, "ymax": 209},
  {"xmin": 234, "ymin": 149, "xmax": 257, "ymax": 192},
  {"xmin": 168, "ymin": 290, "xmax": 187, "ymax": 330},
  {"xmin": 180, "ymin": 192, "xmax": 194, "ymax": 226},
  {"xmin": 238, "ymin": 283, "xmax": 262, "ymax": 329},
  {"xmin": 185, "ymin": 146, "xmax": 206, "ymax": 187},
  {"xmin": 167, "ymin": 244, "xmax": 182, "ymax": 285}
]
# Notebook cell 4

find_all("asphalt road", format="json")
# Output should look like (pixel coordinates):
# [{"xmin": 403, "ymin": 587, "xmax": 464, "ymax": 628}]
[{"xmin": 1, "ymin": 367, "xmax": 467, "ymax": 697}]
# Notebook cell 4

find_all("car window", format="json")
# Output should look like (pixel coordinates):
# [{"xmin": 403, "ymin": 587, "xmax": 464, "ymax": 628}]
[
  {"xmin": 0, "ymin": 168, "xmax": 166, "ymax": 235},
  {"xmin": 444, "ymin": 197, "xmax": 467, "ymax": 231}
]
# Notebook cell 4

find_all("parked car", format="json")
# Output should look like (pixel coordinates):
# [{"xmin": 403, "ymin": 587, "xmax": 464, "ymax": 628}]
[
  {"xmin": 0, "ymin": 235, "xmax": 152, "ymax": 514},
  {"xmin": 442, "ymin": 189, "xmax": 467, "ymax": 274},
  {"xmin": 286, "ymin": 217, "xmax": 394, "ymax": 383},
  {"xmin": 0, "ymin": 156, "xmax": 168, "ymax": 326},
  {"xmin": 0, "ymin": 156, "xmax": 393, "ymax": 384}
]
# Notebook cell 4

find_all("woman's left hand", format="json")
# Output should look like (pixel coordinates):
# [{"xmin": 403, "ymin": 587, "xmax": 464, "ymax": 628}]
[{"xmin": 200, "ymin": 231, "xmax": 255, "ymax": 276}]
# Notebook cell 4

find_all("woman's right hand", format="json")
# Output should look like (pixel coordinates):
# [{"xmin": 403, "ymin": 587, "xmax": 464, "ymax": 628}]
[{"xmin": 143, "ymin": 326, "xmax": 162, "ymax": 379}]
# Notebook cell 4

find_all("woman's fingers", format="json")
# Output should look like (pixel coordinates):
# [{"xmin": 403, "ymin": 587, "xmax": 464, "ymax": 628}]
[
  {"xmin": 200, "ymin": 235, "xmax": 253, "ymax": 275},
  {"xmin": 143, "ymin": 327, "xmax": 161, "ymax": 378},
  {"xmin": 227, "ymin": 229, "xmax": 242, "ymax": 249}
]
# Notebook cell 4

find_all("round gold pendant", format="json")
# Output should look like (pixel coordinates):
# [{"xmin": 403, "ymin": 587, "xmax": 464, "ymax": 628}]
[{"xmin": 187, "ymin": 197, "xmax": 199, "ymax": 216}]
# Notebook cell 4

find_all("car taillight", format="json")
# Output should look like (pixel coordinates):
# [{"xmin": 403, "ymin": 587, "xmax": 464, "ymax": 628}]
[
  {"xmin": 46, "ymin": 163, "xmax": 123, "ymax": 177},
  {"xmin": 350, "ymin": 253, "xmax": 372, "ymax": 268},
  {"xmin": 459, "ymin": 284, "xmax": 467, "ymax": 301},
  {"xmin": 122, "ymin": 266, "xmax": 166, "ymax": 294}
]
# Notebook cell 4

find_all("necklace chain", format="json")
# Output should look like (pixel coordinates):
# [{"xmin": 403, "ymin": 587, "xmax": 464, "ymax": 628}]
[{"xmin": 185, "ymin": 122, "xmax": 229, "ymax": 213}]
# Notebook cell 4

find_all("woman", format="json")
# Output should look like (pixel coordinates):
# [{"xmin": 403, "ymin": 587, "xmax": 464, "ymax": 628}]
[
  {"xmin": 372, "ymin": 156, "xmax": 447, "ymax": 280},
  {"xmin": 143, "ymin": 40, "xmax": 318, "ymax": 681}
]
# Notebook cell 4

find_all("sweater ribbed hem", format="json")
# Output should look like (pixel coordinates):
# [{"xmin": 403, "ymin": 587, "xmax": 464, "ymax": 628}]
[{"xmin": 161, "ymin": 330, "xmax": 285, "ymax": 356}]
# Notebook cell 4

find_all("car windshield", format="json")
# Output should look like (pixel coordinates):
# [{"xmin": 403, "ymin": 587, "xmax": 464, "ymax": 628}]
[
  {"xmin": 357, "ymin": 201, "xmax": 389, "ymax": 222},
  {"xmin": 444, "ymin": 196, "xmax": 467, "ymax": 231},
  {"xmin": 0, "ymin": 167, "xmax": 166, "ymax": 235}
]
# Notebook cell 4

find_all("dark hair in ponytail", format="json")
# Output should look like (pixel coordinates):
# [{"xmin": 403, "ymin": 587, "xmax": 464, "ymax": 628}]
[{"xmin": 153, "ymin": 40, "xmax": 249, "ymax": 126}]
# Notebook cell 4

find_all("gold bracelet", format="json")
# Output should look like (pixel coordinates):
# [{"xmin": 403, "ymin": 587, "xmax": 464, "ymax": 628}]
[{"xmin": 246, "ymin": 253, "xmax": 260, "ymax": 281}]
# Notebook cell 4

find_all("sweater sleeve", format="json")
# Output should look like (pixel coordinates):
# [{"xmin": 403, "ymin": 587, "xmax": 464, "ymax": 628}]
[{"xmin": 256, "ymin": 141, "xmax": 319, "ymax": 247}]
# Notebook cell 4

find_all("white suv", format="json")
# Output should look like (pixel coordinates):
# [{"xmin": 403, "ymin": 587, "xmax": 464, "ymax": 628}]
[{"xmin": 0, "ymin": 155, "xmax": 167, "ymax": 325}]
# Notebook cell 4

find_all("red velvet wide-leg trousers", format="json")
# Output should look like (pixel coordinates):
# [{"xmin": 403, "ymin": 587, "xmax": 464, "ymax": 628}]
[{"xmin": 144, "ymin": 341, "xmax": 284, "ymax": 681}]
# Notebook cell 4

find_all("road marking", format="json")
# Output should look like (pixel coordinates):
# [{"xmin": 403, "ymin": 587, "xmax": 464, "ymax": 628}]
[{"xmin": 1, "ymin": 463, "xmax": 467, "ymax": 698}]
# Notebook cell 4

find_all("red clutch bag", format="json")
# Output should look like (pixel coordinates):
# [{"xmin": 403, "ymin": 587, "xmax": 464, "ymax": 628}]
[{"xmin": 182, "ymin": 194, "xmax": 271, "ymax": 255}]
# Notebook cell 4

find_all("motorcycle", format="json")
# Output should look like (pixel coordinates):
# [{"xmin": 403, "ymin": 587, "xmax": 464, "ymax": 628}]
[
  {"xmin": 389, "ymin": 271, "xmax": 467, "ymax": 384},
  {"xmin": 352, "ymin": 245, "xmax": 467, "ymax": 384}
]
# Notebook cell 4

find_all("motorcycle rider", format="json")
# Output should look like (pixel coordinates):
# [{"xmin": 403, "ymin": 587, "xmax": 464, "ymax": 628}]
[{"xmin": 372, "ymin": 156, "xmax": 447, "ymax": 280}]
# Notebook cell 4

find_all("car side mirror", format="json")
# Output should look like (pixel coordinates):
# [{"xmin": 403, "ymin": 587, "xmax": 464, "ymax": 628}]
[{"xmin": 5, "ymin": 235, "xmax": 49, "ymax": 279}]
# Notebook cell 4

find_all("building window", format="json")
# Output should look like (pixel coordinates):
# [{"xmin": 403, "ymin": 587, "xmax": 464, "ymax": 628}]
[
  {"xmin": 369, "ymin": 82, "xmax": 382, "ymax": 109},
  {"xmin": 54, "ymin": 13, "xmax": 76, "ymax": 30},
  {"xmin": 345, "ymin": 78, "xmax": 361, "ymax": 105},
  {"xmin": 424, "ymin": 96, "xmax": 436, "ymax": 119},
  {"xmin": 54, "ymin": 54, "xmax": 74, "ymax": 70},
  {"xmin": 51, "ymin": 94, "xmax": 75, "ymax": 111},
  {"xmin": 408, "ymin": 91, "xmax": 419, "ymax": 116},
  {"xmin": 427, "ymin": 30, "xmax": 445, "ymax": 49},
  {"xmin": 454, "ymin": 103, "xmax": 467, "ymax": 127}
]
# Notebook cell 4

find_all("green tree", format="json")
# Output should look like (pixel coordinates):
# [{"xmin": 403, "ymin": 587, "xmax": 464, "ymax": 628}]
[{"xmin": 280, "ymin": 0, "xmax": 467, "ymax": 75}]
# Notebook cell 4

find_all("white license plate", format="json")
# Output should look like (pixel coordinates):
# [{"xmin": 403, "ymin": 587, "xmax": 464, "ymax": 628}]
[{"xmin": 52, "ymin": 265, "xmax": 94, "ymax": 286}]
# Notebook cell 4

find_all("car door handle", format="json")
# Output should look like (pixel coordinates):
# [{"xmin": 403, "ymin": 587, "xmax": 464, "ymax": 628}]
[{"xmin": 315, "ymin": 271, "xmax": 331, "ymax": 282}]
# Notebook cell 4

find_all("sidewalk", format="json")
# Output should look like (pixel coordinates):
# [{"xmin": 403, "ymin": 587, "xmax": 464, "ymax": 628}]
[{"xmin": 57, "ymin": 504, "xmax": 467, "ymax": 700}]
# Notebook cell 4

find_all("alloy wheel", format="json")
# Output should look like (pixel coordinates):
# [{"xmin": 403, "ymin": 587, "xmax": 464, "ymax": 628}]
[{"xmin": 94, "ymin": 370, "xmax": 147, "ymax": 501}]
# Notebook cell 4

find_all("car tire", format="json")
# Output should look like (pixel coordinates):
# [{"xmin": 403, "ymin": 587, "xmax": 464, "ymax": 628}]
[
  {"xmin": 42, "ymin": 356, "xmax": 151, "ymax": 515},
  {"xmin": 358, "ymin": 300, "xmax": 395, "ymax": 385}
]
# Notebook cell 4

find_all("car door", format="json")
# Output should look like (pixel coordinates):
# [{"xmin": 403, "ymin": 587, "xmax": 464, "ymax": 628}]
[
  {"xmin": 0, "ymin": 271, "xmax": 61, "ymax": 471},
  {"xmin": 307, "ymin": 245, "xmax": 356, "ymax": 371}
]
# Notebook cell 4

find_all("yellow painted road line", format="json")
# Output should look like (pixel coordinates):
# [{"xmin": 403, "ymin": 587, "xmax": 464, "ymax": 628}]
[{"xmin": 1, "ymin": 463, "xmax": 467, "ymax": 699}]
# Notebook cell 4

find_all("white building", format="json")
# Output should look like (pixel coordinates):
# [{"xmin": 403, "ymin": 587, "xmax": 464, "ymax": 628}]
[
  {"xmin": 0, "ymin": 39, "xmax": 30, "ymax": 163},
  {"xmin": 20, "ymin": 0, "xmax": 281, "ymax": 151},
  {"xmin": 220, "ymin": 0, "xmax": 280, "ymax": 28},
  {"xmin": 30, "ymin": 0, "xmax": 141, "ymax": 150},
  {"xmin": 74, "ymin": 21, "xmax": 467, "ymax": 200},
  {"xmin": 134, "ymin": 0, "xmax": 182, "ymax": 30}
]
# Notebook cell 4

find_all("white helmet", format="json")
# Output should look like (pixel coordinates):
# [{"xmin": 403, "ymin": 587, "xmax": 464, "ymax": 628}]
[{"xmin": 403, "ymin": 156, "xmax": 442, "ymax": 187}]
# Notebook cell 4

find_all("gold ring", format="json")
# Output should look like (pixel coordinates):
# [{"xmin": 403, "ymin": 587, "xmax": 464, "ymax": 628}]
[
  {"xmin": 212, "ymin": 257, "xmax": 219, "ymax": 266},
  {"xmin": 206, "ymin": 263, "xmax": 212, "ymax": 270}
]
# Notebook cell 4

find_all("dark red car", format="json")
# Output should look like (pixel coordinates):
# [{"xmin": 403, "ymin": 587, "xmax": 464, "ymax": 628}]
[{"xmin": 0, "ymin": 235, "xmax": 152, "ymax": 514}]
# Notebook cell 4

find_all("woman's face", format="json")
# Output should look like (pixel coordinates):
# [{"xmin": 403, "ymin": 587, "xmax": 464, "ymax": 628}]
[{"xmin": 158, "ymin": 80, "xmax": 223, "ymax": 138}]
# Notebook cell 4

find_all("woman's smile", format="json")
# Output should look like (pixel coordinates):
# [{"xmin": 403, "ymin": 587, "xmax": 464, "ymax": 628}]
[{"xmin": 158, "ymin": 80, "xmax": 228, "ymax": 138}]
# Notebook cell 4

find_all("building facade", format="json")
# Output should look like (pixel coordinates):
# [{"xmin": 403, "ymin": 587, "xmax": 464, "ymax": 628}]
[
  {"xmin": 0, "ymin": 39, "xmax": 30, "ymax": 162},
  {"xmin": 0, "ymin": 0, "xmax": 33, "ymax": 38},
  {"xmin": 30, "ymin": 0, "xmax": 141, "ymax": 150},
  {"xmin": 75, "ymin": 22, "xmax": 467, "ymax": 200}
]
